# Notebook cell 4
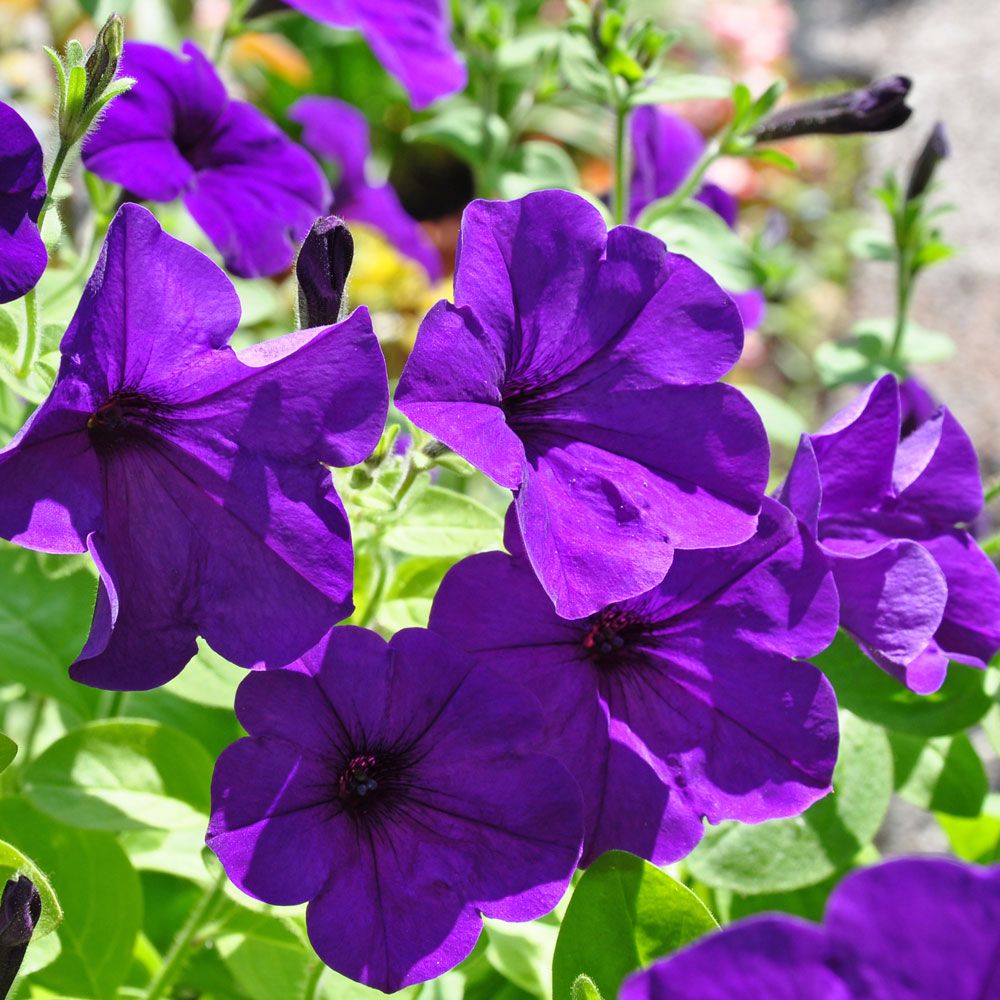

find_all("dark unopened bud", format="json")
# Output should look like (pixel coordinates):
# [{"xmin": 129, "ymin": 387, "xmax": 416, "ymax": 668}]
[
  {"xmin": 752, "ymin": 75, "xmax": 912, "ymax": 143},
  {"xmin": 296, "ymin": 217, "xmax": 354, "ymax": 328},
  {"xmin": 0, "ymin": 876, "xmax": 41, "ymax": 997},
  {"xmin": 906, "ymin": 122, "xmax": 949, "ymax": 201},
  {"xmin": 83, "ymin": 13, "xmax": 124, "ymax": 109}
]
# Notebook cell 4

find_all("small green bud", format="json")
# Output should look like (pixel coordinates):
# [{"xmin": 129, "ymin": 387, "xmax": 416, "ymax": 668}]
[
  {"xmin": 58, "ymin": 13, "xmax": 128, "ymax": 145},
  {"xmin": 83, "ymin": 13, "xmax": 125, "ymax": 109}
]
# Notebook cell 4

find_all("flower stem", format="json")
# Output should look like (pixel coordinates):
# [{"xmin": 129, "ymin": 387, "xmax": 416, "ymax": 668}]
[
  {"xmin": 888, "ymin": 243, "xmax": 913, "ymax": 365},
  {"xmin": 660, "ymin": 135, "xmax": 723, "ymax": 215},
  {"xmin": 612, "ymin": 100, "xmax": 630, "ymax": 225},
  {"xmin": 142, "ymin": 871, "xmax": 228, "ymax": 1000},
  {"xmin": 17, "ymin": 141, "xmax": 72, "ymax": 379}
]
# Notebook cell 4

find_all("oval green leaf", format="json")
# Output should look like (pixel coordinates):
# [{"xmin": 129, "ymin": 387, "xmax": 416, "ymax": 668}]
[
  {"xmin": 22, "ymin": 719, "xmax": 213, "ymax": 831},
  {"xmin": 687, "ymin": 712, "xmax": 892, "ymax": 894},
  {"xmin": 552, "ymin": 850, "xmax": 718, "ymax": 1000}
]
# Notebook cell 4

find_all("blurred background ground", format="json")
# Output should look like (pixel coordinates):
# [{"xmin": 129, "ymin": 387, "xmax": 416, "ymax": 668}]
[{"xmin": 793, "ymin": 0, "xmax": 1000, "ymax": 474}]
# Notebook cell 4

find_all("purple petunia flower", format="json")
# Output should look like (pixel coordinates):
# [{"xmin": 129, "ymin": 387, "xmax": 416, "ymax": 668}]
[
  {"xmin": 621, "ymin": 856, "xmax": 1000, "ymax": 999},
  {"xmin": 396, "ymin": 189, "xmax": 769, "ymax": 619},
  {"xmin": 778, "ymin": 374, "xmax": 1000, "ymax": 694},
  {"xmin": 280, "ymin": 0, "xmax": 465, "ymax": 109},
  {"xmin": 630, "ymin": 106, "xmax": 766, "ymax": 330},
  {"xmin": 0, "ymin": 100, "xmax": 47, "ymax": 304},
  {"xmin": 83, "ymin": 42, "xmax": 328, "ymax": 279},
  {"xmin": 0, "ymin": 203, "xmax": 387, "ymax": 690},
  {"xmin": 289, "ymin": 95, "xmax": 442, "ymax": 279},
  {"xmin": 429, "ymin": 497, "xmax": 839, "ymax": 866},
  {"xmin": 206, "ymin": 625, "xmax": 583, "ymax": 992}
]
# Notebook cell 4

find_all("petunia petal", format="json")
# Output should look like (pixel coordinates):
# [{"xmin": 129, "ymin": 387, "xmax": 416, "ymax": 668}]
[
  {"xmin": 82, "ymin": 42, "xmax": 224, "ymax": 201},
  {"xmin": 207, "ymin": 736, "xmax": 341, "ymax": 905},
  {"xmin": 307, "ymin": 831, "xmax": 481, "ymax": 992},
  {"xmin": 60, "ymin": 202, "xmax": 242, "ymax": 398},
  {"xmin": 183, "ymin": 101, "xmax": 328, "ymax": 278},
  {"xmin": 620, "ymin": 916, "xmax": 847, "ymax": 1000},
  {"xmin": 922, "ymin": 529, "xmax": 1000, "ymax": 668},
  {"xmin": 810, "ymin": 374, "xmax": 900, "ymax": 517},
  {"xmin": 828, "ymin": 538, "xmax": 949, "ymax": 692},
  {"xmin": 284, "ymin": 0, "xmax": 466, "ymax": 110},
  {"xmin": 0, "ymin": 377, "xmax": 103, "ymax": 553},
  {"xmin": 825, "ymin": 858, "xmax": 1000, "ymax": 999},
  {"xmin": 70, "ymin": 445, "xmax": 353, "ymax": 689}
]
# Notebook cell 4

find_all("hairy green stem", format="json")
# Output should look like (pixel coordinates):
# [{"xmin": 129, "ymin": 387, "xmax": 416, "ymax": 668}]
[
  {"xmin": 18, "ymin": 142, "xmax": 71, "ymax": 379},
  {"xmin": 142, "ymin": 871, "xmax": 228, "ymax": 1000},
  {"xmin": 888, "ymin": 244, "xmax": 913, "ymax": 364}
]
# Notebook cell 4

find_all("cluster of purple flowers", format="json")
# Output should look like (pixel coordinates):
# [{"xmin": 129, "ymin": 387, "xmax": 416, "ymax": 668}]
[{"xmin": 2, "ymin": 41, "xmax": 999, "ymax": 987}]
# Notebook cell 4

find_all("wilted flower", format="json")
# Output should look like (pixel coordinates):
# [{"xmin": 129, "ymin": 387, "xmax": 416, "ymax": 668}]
[
  {"xmin": 430, "ymin": 498, "xmax": 839, "ymax": 865},
  {"xmin": 630, "ymin": 105, "xmax": 766, "ymax": 329},
  {"xmin": 0, "ymin": 101, "xmax": 46, "ymax": 304},
  {"xmin": 295, "ymin": 215, "xmax": 354, "ymax": 327},
  {"xmin": 0, "ymin": 875, "xmax": 41, "ymax": 998},
  {"xmin": 278, "ymin": 0, "xmax": 466, "ymax": 109},
  {"xmin": 396, "ymin": 189, "xmax": 769, "ymax": 619},
  {"xmin": 778, "ymin": 374, "xmax": 1000, "ymax": 693},
  {"xmin": 206, "ymin": 626, "xmax": 583, "ymax": 992},
  {"xmin": 752, "ymin": 75, "xmax": 912, "ymax": 142},
  {"xmin": 290, "ymin": 95, "xmax": 442, "ymax": 279},
  {"xmin": 83, "ymin": 42, "xmax": 328, "ymax": 278},
  {"xmin": 0, "ymin": 203, "xmax": 387, "ymax": 690},
  {"xmin": 621, "ymin": 857, "xmax": 1000, "ymax": 1000}
]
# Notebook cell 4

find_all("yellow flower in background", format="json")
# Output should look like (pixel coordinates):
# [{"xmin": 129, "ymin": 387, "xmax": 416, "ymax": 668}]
[{"xmin": 348, "ymin": 225, "xmax": 450, "ymax": 377}]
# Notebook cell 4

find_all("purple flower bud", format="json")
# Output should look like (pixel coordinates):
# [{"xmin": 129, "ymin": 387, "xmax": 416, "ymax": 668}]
[
  {"xmin": 906, "ymin": 121, "xmax": 949, "ymax": 201},
  {"xmin": 752, "ymin": 75, "xmax": 912, "ymax": 142},
  {"xmin": 295, "ymin": 216, "xmax": 354, "ymax": 328},
  {"xmin": 0, "ymin": 875, "xmax": 41, "ymax": 998}
]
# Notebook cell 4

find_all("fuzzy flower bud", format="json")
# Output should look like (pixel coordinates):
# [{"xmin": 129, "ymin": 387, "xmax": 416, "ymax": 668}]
[
  {"xmin": 752, "ymin": 75, "xmax": 912, "ymax": 143},
  {"xmin": 906, "ymin": 122, "xmax": 949, "ymax": 201},
  {"xmin": 295, "ymin": 216, "xmax": 355, "ymax": 328}
]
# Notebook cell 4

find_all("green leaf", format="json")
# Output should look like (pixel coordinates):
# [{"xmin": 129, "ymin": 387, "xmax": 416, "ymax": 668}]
[
  {"xmin": 0, "ymin": 731, "xmax": 16, "ymax": 773},
  {"xmin": 22, "ymin": 719, "xmax": 214, "ymax": 831},
  {"xmin": 890, "ymin": 731, "xmax": 988, "ymax": 817},
  {"xmin": 0, "ymin": 839, "xmax": 63, "ymax": 938},
  {"xmin": 688, "ymin": 712, "xmax": 892, "ymax": 894},
  {"xmin": 739, "ymin": 385, "xmax": 806, "ymax": 450},
  {"xmin": 937, "ymin": 795, "xmax": 1000, "ymax": 863},
  {"xmin": 163, "ymin": 641, "xmax": 243, "ymax": 709},
  {"xmin": 746, "ymin": 147, "xmax": 798, "ymax": 170},
  {"xmin": 0, "ymin": 544, "xmax": 100, "ymax": 718},
  {"xmin": 814, "ymin": 318, "xmax": 955, "ymax": 387},
  {"xmin": 627, "ymin": 74, "xmax": 732, "ymax": 107},
  {"xmin": 571, "ymin": 974, "xmax": 605, "ymax": 1000},
  {"xmin": 639, "ymin": 200, "xmax": 757, "ymax": 292},
  {"xmin": 813, "ymin": 631, "xmax": 992, "ymax": 737},
  {"xmin": 379, "ymin": 555, "xmax": 456, "ymax": 631},
  {"xmin": 0, "ymin": 799, "xmax": 140, "ymax": 999},
  {"xmin": 485, "ymin": 917, "xmax": 559, "ymax": 999},
  {"xmin": 558, "ymin": 34, "xmax": 613, "ymax": 103},
  {"xmin": 848, "ymin": 228, "xmax": 894, "ymax": 262},
  {"xmin": 404, "ymin": 103, "xmax": 509, "ymax": 166},
  {"xmin": 384, "ymin": 486, "xmax": 504, "ymax": 556},
  {"xmin": 552, "ymin": 850, "xmax": 718, "ymax": 1000},
  {"xmin": 499, "ymin": 140, "xmax": 580, "ymax": 199}
]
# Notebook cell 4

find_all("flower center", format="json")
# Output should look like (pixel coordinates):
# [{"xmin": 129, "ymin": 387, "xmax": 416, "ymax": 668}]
[
  {"xmin": 336, "ymin": 749, "xmax": 409, "ymax": 817},
  {"xmin": 582, "ymin": 608, "xmax": 648, "ymax": 665},
  {"xmin": 87, "ymin": 390, "xmax": 164, "ymax": 452}
]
